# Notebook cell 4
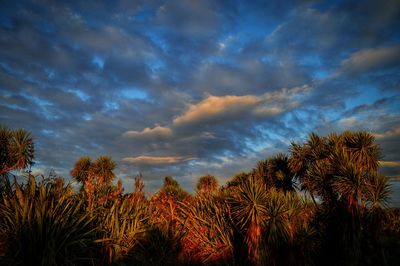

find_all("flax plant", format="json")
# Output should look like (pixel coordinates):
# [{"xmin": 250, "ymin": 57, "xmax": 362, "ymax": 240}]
[
  {"xmin": 179, "ymin": 194, "xmax": 234, "ymax": 265},
  {"xmin": 95, "ymin": 198, "xmax": 149, "ymax": 264},
  {"xmin": 0, "ymin": 175, "xmax": 98, "ymax": 265}
]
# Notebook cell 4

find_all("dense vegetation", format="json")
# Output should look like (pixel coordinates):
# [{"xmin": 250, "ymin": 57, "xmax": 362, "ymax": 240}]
[{"xmin": 0, "ymin": 125, "xmax": 399, "ymax": 265}]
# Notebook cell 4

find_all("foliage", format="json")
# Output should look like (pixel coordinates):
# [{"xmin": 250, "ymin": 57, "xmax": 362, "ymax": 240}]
[
  {"xmin": 180, "ymin": 195, "xmax": 234, "ymax": 265},
  {"xmin": 95, "ymin": 198, "xmax": 148, "ymax": 264},
  {"xmin": 0, "ymin": 175, "xmax": 98, "ymax": 265},
  {"xmin": 0, "ymin": 125, "xmax": 34, "ymax": 175},
  {"xmin": 229, "ymin": 175, "xmax": 316, "ymax": 266},
  {"xmin": 71, "ymin": 155, "xmax": 116, "ymax": 187},
  {"xmin": 70, "ymin": 155, "xmax": 119, "ymax": 211},
  {"xmin": 196, "ymin": 174, "xmax": 219, "ymax": 196},
  {"xmin": 252, "ymin": 154, "xmax": 295, "ymax": 193},
  {"xmin": 70, "ymin": 156, "xmax": 92, "ymax": 184},
  {"xmin": 289, "ymin": 131, "xmax": 391, "ymax": 265},
  {"xmin": 0, "ymin": 126, "xmax": 398, "ymax": 266},
  {"xmin": 160, "ymin": 176, "xmax": 190, "ymax": 201},
  {"xmin": 229, "ymin": 175, "xmax": 268, "ymax": 265}
]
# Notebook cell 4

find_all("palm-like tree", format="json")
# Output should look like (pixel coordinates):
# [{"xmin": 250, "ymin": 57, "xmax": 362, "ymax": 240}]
[
  {"xmin": 262, "ymin": 189, "xmax": 305, "ymax": 265},
  {"xmin": 253, "ymin": 154, "xmax": 295, "ymax": 193},
  {"xmin": 268, "ymin": 154, "xmax": 295, "ymax": 193},
  {"xmin": 328, "ymin": 132, "xmax": 381, "ymax": 210},
  {"xmin": 252, "ymin": 159, "xmax": 269, "ymax": 185},
  {"xmin": 289, "ymin": 131, "xmax": 381, "ymax": 208},
  {"xmin": 159, "ymin": 176, "xmax": 189, "ymax": 202},
  {"xmin": 289, "ymin": 141, "xmax": 321, "ymax": 207},
  {"xmin": 342, "ymin": 131, "xmax": 380, "ymax": 173},
  {"xmin": 229, "ymin": 174, "xmax": 311, "ymax": 265},
  {"xmin": 196, "ymin": 174, "xmax": 218, "ymax": 196},
  {"xmin": 70, "ymin": 155, "xmax": 117, "ymax": 210},
  {"xmin": 330, "ymin": 149, "xmax": 368, "ymax": 213},
  {"xmin": 230, "ymin": 176, "xmax": 268, "ymax": 265},
  {"xmin": 367, "ymin": 173, "xmax": 391, "ymax": 209},
  {"xmin": 91, "ymin": 155, "xmax": 116, "ymax": 186},
  {"xmin": 289, "ymin": 131, "xmax": 388, "ymax": 265},
  {"xmin": 0, "ymin": 126, "xmax": 34, "ymax": 175},
  {"xmin": 70, "ymin": 156, "xmax": 92, "ymax": 184}
]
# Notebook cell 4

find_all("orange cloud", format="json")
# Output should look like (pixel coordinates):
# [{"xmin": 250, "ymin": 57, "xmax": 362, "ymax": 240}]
[
  {"xmin": 173, "ymin": 85, "xmax": 310, "ymax": 126},
  {"xmin": 379, "ymin": 161, "xmax": 400, "ymax": 167}
]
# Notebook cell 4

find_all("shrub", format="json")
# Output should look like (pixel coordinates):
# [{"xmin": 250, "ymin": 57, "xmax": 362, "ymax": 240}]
[{"xmin": 0, "ymin": 175, "xmax": 98, "ymax": 265}]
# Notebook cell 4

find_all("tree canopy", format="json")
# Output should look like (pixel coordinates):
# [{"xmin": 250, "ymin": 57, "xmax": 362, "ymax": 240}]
[{"xmin": 0, "ymin": 125, "xmax": 34, "ymax": 175}]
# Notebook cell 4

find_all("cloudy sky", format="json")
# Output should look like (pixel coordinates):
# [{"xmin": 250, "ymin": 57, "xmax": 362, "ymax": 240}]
[{"xmin": 1, "ymin": 0, "xmax": 399, "ymax": 192}]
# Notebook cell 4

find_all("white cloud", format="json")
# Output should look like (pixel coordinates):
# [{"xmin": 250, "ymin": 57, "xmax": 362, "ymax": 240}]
[
  {"xmin": 123, "ymin": 126, "xmax": 173, "ymax": 139},
  {"xmin": 339, "ymin": 116, "xmax": 358, "ymax": 128},
  {"xmin": 122, "ymin": 155, "xmax": 195, "ymax": 165}
]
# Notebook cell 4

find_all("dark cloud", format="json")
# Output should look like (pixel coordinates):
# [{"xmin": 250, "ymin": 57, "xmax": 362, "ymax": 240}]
[{"xmin": 1, "ymin": 0, "xmax": 399, "ymax": 192}]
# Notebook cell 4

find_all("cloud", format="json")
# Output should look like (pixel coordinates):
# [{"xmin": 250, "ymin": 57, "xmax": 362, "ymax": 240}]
[
  {"xmin": 173, "ymin": 94, "xmax": 260, "ymax": 125},
  {"xmin": 1, "ymin": 0, "xmax": 399, "ymax": 192},
  {"xmin": 340, "ymin": 46, "xmax": 400, "ymax": 74},
  {"xmin": 156, "ymin": 0, "xmax": 219, "ymax": 37},
  {"xmin": 374, "ymin": 125, "xmax": 400, "ymax": 166},
  {"xmin": 380, "ymin": 161, "xmax": 400, "ymax": 167},
  {"xmin": 123, "ymin": 126, "xmax": 173, "ymax": 139},
  {"xmin": 122, "ymin": 155, "xmax": 195, "ymax": 165},
  {"xmin": 339, "ymin": 117, "xmax": 358, "ymax": 128},
  {"xmin": 374, "ymin": 127, "xmax": 400, "ymax": 139},
  {"xmin": 173, "ymin": 85, "xmax": 311, "ymax": 126}
]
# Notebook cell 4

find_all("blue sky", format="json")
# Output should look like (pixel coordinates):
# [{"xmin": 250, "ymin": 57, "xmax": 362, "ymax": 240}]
[{"xmin": 1, "ymin": 0, "xmax": 399, "ymax": 192}]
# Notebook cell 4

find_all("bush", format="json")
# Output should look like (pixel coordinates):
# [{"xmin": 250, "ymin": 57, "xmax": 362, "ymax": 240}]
[{"xmin": 0, "ymin": 175, "xmax": 99, "ymax": 265}]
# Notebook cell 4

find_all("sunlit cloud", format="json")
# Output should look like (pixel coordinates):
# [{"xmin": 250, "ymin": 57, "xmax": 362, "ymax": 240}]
[
  {"xmin": 123, "ymin": 126, "xmax": 173, "ymax": 139},
  {"xmin": 340, "ymin": 46, "xmax": 400, "ymax": 74},
  {"xmin": 173, "ymin": 85, "xmax": 311, "ymax": 126},
  {"xmin": 122, "ymin": 155, "xmax": 195, "ymax": 165},
  {"xmin": 379, "ymin": 161, "xmax": 400, "ymax": 167}
]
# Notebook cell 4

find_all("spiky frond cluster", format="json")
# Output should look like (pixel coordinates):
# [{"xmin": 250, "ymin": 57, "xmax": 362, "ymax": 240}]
[{"xmin": 0, "ymin": 125, "xmax": 34, "ymax": 175}]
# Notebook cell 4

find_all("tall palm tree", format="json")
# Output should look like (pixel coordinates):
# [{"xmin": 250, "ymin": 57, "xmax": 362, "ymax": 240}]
[
  {"xmin": 230, "ymin": 175, "xmax": 268, "ymax": 265},
  {"xmin": 252, "ymin": 159, "xmax": 269, "ymax": 186},
  {"xmin": 160, "ymin": 176, "xmax": 189, "ymax": 201},
  {"xmin": 70, "ymin": 156, "xmax": 92, "ymax": 184},
  {"xmin": 330, "ymin": 149, "xmax": 368, "ymax": 213},
  {"xmin": 0, "ymin": 126, "xmax": 34, "ymax": 175},
  {"xmin": 229, "ymin": 175, "xmax": 311, "ymax": 265},
  {"xmin": 267, "ymin": 154, "xmax": 295, "ymax": 193},
  {"xmin": 91, "ymin": 155, "xmax": 116, "ymax": 186},
  {"xmin": 342, "ymin": 131, "xmax": 380, "ymax": 173},
  {"xmin": 289, "ymin": 141, "xmax": 320, "ymax": 207},
  {"xmin": 252, "ymin": 154, "xmax": 295, "ymax": 193},
  {"xmin": 196, "ymin": 174, "xmax": 218, "ymax": 196},
  {"xmin": 290, "ymin": 131, "xmax": 387, "ymax": 265},
  {"xmin": 328, "ymin": 131, "xmax": 381, "ymax": 210}
]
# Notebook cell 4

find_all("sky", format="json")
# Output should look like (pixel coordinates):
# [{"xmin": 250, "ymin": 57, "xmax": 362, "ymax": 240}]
[{"xmin": 1, "ymin": 0, "xmax": 400, "ymax": 193}]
